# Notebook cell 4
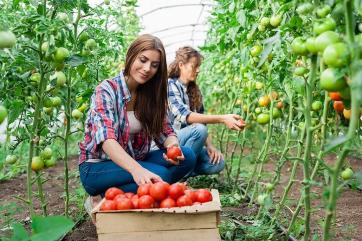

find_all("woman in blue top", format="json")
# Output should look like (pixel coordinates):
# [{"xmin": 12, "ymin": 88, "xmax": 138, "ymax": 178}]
[{"xmin": 167, "ymin": 46, "xmax": 245, "ymax": 177}]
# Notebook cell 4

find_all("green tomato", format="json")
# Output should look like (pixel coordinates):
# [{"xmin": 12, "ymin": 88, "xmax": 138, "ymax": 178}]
[
  {"xmin": 257, "ymin": 113, "xmax": 270, "ymax": 125},
  {"xmin": 57, "ymin": 12, "xmax": 69, "ymax": 23},
  {"xmin": 250, "ymin": 45, "xmax": 262, "ymax": 57},
  {"xmin": 31, "ymin": 156, "xmax": 44, "ymax": 171},
  {"xmin": 294, "ymin": 78, "xmax": 305, "ymax": 95},
  {"xmin": 30, "ymin": 73, "xmax": 41, "ymax": 85},
  {"xmin": 305, "ymin": 37, "xmax": 319, "ymax": 54},
  {"xmin": 53, "ymin": 47, "xmax": 70, "ymax": 63},
  {"xmin": 272, "ymin": 107, "xmax": 281, "ymax": 119},
  {"xmin": 79, "ymin": 31, "xmax": 89, "ymax": 42},
  {"xmin": 43, "ymin": 97, "xmax": 54, "ymax": 108},
  {"xmin": 44, "ymin": 158, "xmax": 56, "ymax": 168},
  {"xmin": 294, "ymin": 67, "xmax": 308, "ymax": 76},
  {"xmin": 85, "ymin": 39, "xmax": 97, "ymax": 50},
  {"xmin": 54, "ymin": 71, "xmax": 66, "ymax": 87},
  {"xmin": 323, "ymin": 42, "xmax": 350, "ymax": 68},
  {"xmin": 72, "ymin": 109, "xmax": 83, "ymax": 119},
  {"xmin": 0, "ymin": 105, "xmax": 8, "ymax": 124},
  {"xmin": 43, "ymin": 107, "xmax": 53, "ymax": 115},
  {"xmin": 315, "ymin": 31, "xmax": 340, "ymax": 52},
  {"xmin": 51, "ymin": 96, "xmax": 62, "ymax": 107},
  {"xmin": 291, "ymin": 37, "xmax": 308, "ymax": 55},
  {"xmin": 311, "ymin": 101, "xmax": 323, "ymax": 111},
  {"xmin": 296, "ymin": 3, "xmax": 313, "ymax": 15},
  {"xmin": 0, "ymin": 31, "xmax": 17, "ymax": 49},
  {"xmin": 313, "ymin": 18, "xmax": 336, "ymax": 35},
  {"xmin": 104, "ymin": 0, "xmax": 110, "ymax": 5},
  {"xmin": 316, "ymin": 5, "xmax": 331, "ymax": 18},
  {"xmin": 257, "ymin": 193, "xmax": 268, "ymax": 205},
  {"xmin": 298, "ymin": 121, "xmax": 305, "ymax": 129},
  {"xmin": 258, "ymin": 24, "xmax": 266, "ymax": 32},
  {"xmin": 270, "ymin": 15, "xmax": 282, "ymax": 27},
  {"xmin": 41, "ymin": 42, "xmax": 49, "ymax": 53},
  {"xmin": 260, "ymin": 17, "xmax": 270, "ymax": 26},
  {"xmin": 320, "ymin": 68, "xmax": 347, "ymax": 92},
  {"xmin": 40, "ymin": 147, "xmax": 53, "ymax": 160},
  {"xmin": 255, "ymin": 107, "xmax": 262, "ymax": 114},
  {"xmin": 341, "ymin": 168, "xmax": 353, "ymax": 180},
  {"xmin": 5, "ymin": 155, "xmax": 18, "ymax": 164}
]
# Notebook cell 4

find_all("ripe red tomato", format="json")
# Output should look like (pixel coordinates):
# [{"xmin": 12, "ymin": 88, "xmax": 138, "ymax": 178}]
[
  {"xmin": 195, "ymin": 189, "xmax": 213, "ymax": 203},
  {"xmin": 137, "ymin": 183, "xmax": 151, "ymax": 197},
  {"xmin": 116, "ymin": 198, "xmax": 133, "ymax": 210},
  {"xmin": 100, "ymin": 200, "xmax": 116, "ymax": 211},
  {"xmin": 150, "ymin": 182, "xmax": 170, "ymax": 201},
  {"xmin": 333, "ymin": 101, "xmax": 344, "ymax": 113},
  {"xmin": 166, "ymin": 146, "xmax": 182, "ymax": 161},
  {"xmin": 176, "ymin": 195, "xmax": 193, "ymax": 207},
  {"xmin": 138, "ymin": 195, "xmax": 155, "ymax": 209},
  {"xmin": 160, "ymin": 198, "xmax": 176, "ymax": 208},
  {"xmin": 131, "ymin": 195, "xmax": 139, "ymax": 209},
  {"xmin": 169, "ymin": 183, "xmax": 185, "ymax": 200},
  {"xmin": 124, "ymin": 192, "xmax": 135, "ymax": 199},
  {"xmin": 105, "ymin": 187, "xmax": 124, "ymax": 200},
  {"xmin": 113, "ymin": 194, "xmax": 127, "ymax": 203},
  {"xmin": 184, "ymin": 189, "xmax": 198, "ymax": 202},
  {"xmin": 329, "ymin": 92, "xmax": 341, "ymax": 101}
]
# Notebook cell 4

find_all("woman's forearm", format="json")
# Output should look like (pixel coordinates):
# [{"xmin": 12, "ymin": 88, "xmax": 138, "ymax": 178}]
[
  {"xmin": 163, "ymin": 135, "xmax": 179, "ymax": 148},
  {"xmin": 102, "ymin": 139, "xmax": 142, "ymax": 174},
  {"xmin": 187, "ymin": 112, "xmax": 223, "ymax": 124}
]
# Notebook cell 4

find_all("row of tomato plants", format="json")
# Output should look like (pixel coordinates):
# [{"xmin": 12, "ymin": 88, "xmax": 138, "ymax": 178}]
[
  {"xmin": 0, "ymin": 0, "xmax": 140, "ymax": 222},
  {"xmin": 199, "ymin": 0, "xmax": 361, "ymax": 240}
]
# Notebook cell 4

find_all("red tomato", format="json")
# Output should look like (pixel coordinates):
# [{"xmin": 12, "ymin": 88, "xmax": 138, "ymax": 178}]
[
  {"xmin": 166, "ymin": 146, "xmax": 182, "ymax": 161},
  {"xmin": 116, "ymin": 198, "xmax": 133, "ymax": 210},
  {"xmin": 160, "ymin": 198, "xmax": 176, "ymax": 208},
  {"xmin": 113, "ymin": 194, "xmax": 126, "ymax": 203},
  {"xmin": 176, "ymin": 195, "xmax": 193, "ymax": 207},
  {"xmin": 131, "ymin": 195, "xmax": 139, "ymax": 209},
  {"xmin": 137, "ymin": 183, "xmax": 151, "ymax": 197},
  {"xmin": 105, "ymin": 187, "xmax": 124, "ymax": 200},
  {"xmin": 124, "ymin": 192, "xmax": 135, "ymax": 199},
  {"xmin": 333, "ymin": 101, "xmax": 344, "ymax": 113},
  {"xmin": 184, "ymin": 189, "xmax": 198, "ymax": 202},
  {"xmin": 100, "ymin": 200, "xmax": 116, "ymax": 211},
  {"xmin": 138, "ymin": 195, "xmax": 155, "ymax": 209},
  {"xmin": 169, "ymin": 183, "xmax": 185, "ymax": 200},
  {"xmin": 329, "ymin": 92, "xmax": 341, "ymax": 101},
  {"xmin": 150, "ymin": 182, "xmax": 170, "ymax": 201},
  {"xmin": 195, "ymin": 189, "xmax": 213, "ymax": 203}
]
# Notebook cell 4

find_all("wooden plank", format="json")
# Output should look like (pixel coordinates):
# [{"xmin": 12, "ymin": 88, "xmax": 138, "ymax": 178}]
[
  {"xmin": 97, "ymin": 211, "xmax": 219, "ymax": 234},
  {"xmin": 98, "ymin": 228, "xmax": 221, "ymax": 241}
]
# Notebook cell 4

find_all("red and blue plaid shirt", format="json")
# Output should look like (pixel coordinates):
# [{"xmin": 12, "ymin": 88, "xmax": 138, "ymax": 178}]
[{"xmin": 78, "ymin": 72, "xmax": 176, "ymax": 164}]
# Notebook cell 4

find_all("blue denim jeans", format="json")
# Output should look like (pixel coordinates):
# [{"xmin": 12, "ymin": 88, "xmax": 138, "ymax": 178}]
[
  {"xmin": 176, "ymin": 124, "xmax": 225, "ymax": 176},
  {"xmin": 79, "ymin": 146, "xmax": 196, "ymax": 196}
]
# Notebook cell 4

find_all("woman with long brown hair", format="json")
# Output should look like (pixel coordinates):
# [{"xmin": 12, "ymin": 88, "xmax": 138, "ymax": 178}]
[
  {"xmin": 78, "ymin": 35, "xmax": 196, "ymax": 196},
  {"xmin": 168, "ymin": 46, "xmax": 245, "ymax": 177}
]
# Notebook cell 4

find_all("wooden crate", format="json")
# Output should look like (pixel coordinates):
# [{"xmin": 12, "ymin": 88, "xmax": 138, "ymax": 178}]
[{"xmin": 91, "ymin": 189, "xmax": 222, "ymax": 241}]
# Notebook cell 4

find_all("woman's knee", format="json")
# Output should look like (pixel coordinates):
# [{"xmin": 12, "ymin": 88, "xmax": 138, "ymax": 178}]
[
  {"xmin": 180, "ymin": 146, "xmax": 197, "ymax": 169},
  {"xmin": 153, "ymin": 166, "xmax": 172, "ymax": 183},
  {"xmin": 191, "ymin": 123, "xmax": 208, "ymax": 140}
]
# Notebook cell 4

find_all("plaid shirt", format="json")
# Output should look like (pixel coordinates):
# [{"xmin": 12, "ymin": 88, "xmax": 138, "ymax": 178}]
[
  {"xmin": 168, "ymin": 78, "xmax": 204, "ymax": 130},
  {"xmin": 79, "ymin": 72, "xmax": 176, "ymax": 164}
]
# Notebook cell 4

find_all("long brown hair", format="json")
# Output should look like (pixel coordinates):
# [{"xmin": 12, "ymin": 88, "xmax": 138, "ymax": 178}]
[
  {"xmin": 124, "ymin": 34, "xmax": 168, "ymax": 138},
  {"xmin": 168, "ymin": 46, "xmax": 203, "ymax": 112}
]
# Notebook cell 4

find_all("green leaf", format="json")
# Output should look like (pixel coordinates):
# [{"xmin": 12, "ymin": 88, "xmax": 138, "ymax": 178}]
[
  {"xmin": 236, "ymin": 9, "xmax": 246, "ymax": 27},
  {"xmin": 351, "ymin": 60, "xmax": 362, "ymax": 104},
  {"xmin": 7, "ymin": 99, "xmax": 24, "ymax": 124},
  {"xmin": 66, "ymin": 55, "xmax": 87, "ymax": 67},
  {"xmin": 31, "ymin": 215, "xmax": 74, "ymax": 241},
  {"xmin": 4, "ymin": 223, "xmax": 29, "ymax": 241},
  {"xmin": 323, "ymin": 135, "xmax": 350, "ymax": 153}
]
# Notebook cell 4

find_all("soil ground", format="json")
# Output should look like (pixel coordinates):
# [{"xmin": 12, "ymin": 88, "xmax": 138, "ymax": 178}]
[{"xmin": 0, "ymin": 154, "xmax": 361, "ymax": 241}]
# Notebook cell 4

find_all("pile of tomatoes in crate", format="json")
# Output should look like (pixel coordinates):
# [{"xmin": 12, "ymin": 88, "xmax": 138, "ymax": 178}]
[{"xmin": 100, "ymin": 182, "xmax": 213, "ymax": 211}]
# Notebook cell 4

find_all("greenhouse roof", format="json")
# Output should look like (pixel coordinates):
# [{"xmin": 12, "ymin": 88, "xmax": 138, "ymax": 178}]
[{"xmin": 136, "ymin": 0, "xmax": 214, "ymax": 63}]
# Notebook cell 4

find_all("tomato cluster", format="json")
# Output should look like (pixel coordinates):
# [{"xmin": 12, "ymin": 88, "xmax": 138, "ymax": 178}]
[{"xmin": 100, "ymin": 183, "xmax": 213, "ymax": 211}]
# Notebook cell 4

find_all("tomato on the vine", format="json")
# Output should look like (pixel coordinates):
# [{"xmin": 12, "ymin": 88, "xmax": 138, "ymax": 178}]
[
  {"xmin": 328, "ymin": 92, "xmax": 341, "ymax": 101},
  {"xmin": 316, "ymin": 5, "xmax": 331, "ymax": 18},
  {"xmin": 313, "ymin": 18, "xmax": 336, "ymax": 35},
  {"xmin": 257, "ymin": 113, "xmax": 270, "ymax": 125},
  {"xmin": 320, "ymin": 68, "xmax": 347, "ymax": 91},
  {"xmin": 291, "ymin": 37, "xmax": 308, "ymax": 55},
  {"xmin": 250, "ymin": 45, "xmax": 263, "ymax": 57},
  {"xmin": 323, "ymin": 42, "xmax": 350, "ymax": 67},
  {"xmin": 0, "ymin": 31, "xmax": 17, "ymax": 48},
  {"xmin": 315, "ymin": 31, "xmax": 340, "ymax": 52},
  {"xmin": 333, "ymin": 101, "xmax": 344, "ymax": 113}
]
